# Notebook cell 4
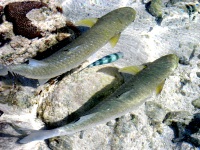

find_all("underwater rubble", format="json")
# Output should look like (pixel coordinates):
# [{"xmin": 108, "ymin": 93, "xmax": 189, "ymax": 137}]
[
  {"xmin": 164, "ymin": 112, "xmax": 200, "ymax": 147},
  {"xmin": 4, "ymin": 1, "xmax": 48, "ymax": 39}
]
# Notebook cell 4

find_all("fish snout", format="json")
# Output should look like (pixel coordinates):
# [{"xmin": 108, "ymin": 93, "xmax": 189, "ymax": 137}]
[{"xmin": 166, "ymin": 54, "xmax": 179, "ymax": 71}]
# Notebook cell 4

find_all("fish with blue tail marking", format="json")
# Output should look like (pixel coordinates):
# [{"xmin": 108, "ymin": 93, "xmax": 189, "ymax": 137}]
[
  {"xmin": 0, "ymin": 7, "xmax": 136, "ymax": 84},
  {"xmin": 88, "ymin": 52, "xmax": 124, "ymax": 67},
  {"xmin": 80, "ymin": 52, "xmax": 124, "ymax": 71}
]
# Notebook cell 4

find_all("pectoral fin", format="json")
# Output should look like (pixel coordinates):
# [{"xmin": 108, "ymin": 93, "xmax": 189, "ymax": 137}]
[
  {"xmin": 109, "ymin": 33, "xmax": 121, "ymax": 48},
  {"xmin": 155, "ymin": 80, "xmax": 165, "ymax": 95},
  {"xmin": 119, "ymin": 65, "xmax": 146, "ymax": 75},
  {"xmin": 75, "ymin": 18, "xmax": 98, "ymax": 27}
]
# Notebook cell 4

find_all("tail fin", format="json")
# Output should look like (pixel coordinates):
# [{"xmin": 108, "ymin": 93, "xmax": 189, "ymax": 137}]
[
  {"xmin": 0, "ymin": 64, "xmax": 8, "ymax": 76},
  {"xmin": 19, "ymin": 129, "xmax": 58, "ymax": 144}
]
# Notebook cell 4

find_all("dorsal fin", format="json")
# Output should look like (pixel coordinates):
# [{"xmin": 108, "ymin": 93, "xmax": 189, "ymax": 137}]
[
  {"xmin": 119, "ymin": 65, "xmax": 146, "ymax": 75},
  {"xmin": 75, "ymin": 18, "xmax": 98, "ymax": 28}
]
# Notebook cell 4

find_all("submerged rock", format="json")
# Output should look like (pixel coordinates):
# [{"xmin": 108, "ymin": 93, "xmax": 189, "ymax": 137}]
[
  {"xmin": 145, "ymin": 0, "xmax": 163, "ymax": 25},
  {"xmin": 163, "ymin": 111, "xmax": 193, "ymax": 126},
  {"xmin": 0, "ymin": 32, "xmax": 11, "ymax": 48},
  {"xmin": 163, "ymin": 111, "xmax": 200, "ymax": 147},
  {"xmin": 38, "ymin": 66, "xmax": 124, "ymax": 127},
  {"xmin": 0, "ymin": 5, "xmax": 3, "ymax": 24},
  {"xmin": 145, "ymin": 101, "xmax": 168, "ymax": 124},
  {"xmin": 48, "ymin": 136, "xmax": 73, "ymax": 150},
  {"xmin": 0, "ymin": 86, "xmax": 36, "ymax": 109},
  {"xmin": 166, "ymin": 0, "xmax": 195, "ymax": 5},
  {"xmin": 192, "ymin": 97, "xmax": 200, "ymax": 109},
  {"xmin": 145, "ymin": 101, "xmax": 168, "ymax": 133},
  {"xmin": 4, "ymin": 1, "xmax": 47, "ymax": 39},
  {"xmin": 36, "ymin": 66, "xmax": 123, "ymax": 147}
]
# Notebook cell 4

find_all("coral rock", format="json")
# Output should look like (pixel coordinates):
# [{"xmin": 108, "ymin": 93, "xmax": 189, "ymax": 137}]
[
  {"xmin": 0, "ymin": 33, "xmax": 11, "ymax": 48},
  {"xmin": 0, "ymin": 5, "xmax": 3, "ymax": 24},
  {"xmin": 4, "ymin": 1, "xmax": 48, "ymax": 39}
]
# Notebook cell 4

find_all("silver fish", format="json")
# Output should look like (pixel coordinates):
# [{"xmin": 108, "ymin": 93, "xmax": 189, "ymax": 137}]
[
  {"xmin": 19, "ymin": 54, "xmax": 179, "ymax": 144},
  {"xmin": 0, "ymin": 7, "xmax": 136, "ymax": 83}
]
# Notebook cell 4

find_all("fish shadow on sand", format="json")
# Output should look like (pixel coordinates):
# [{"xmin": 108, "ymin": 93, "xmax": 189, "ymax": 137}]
[
  {"xmin": 33, "ymin": 25, "xmax": 88, "ymax": 60},
  {"xmin": 0, "ymin": 72, "xmax": 39, "ymax": 88},
  {"xmin": 44, "ymin": 66, "xmax": 124, "ymax": 129},
  {"xmin": 168, "ymin": 113, "xmax": 200, "ymax": 148},
  {"xmin": 0, "ymin": 122, "xmax": 29, "ymax": 141},
  {"xmin": 2, "ymin": 66, "xmax": 125, "ymax": 144}
]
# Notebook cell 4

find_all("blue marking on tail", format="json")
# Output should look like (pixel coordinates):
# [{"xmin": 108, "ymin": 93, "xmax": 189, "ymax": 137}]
[{"xmin": 87, "ymin": 52, "xmax": 124, "ymax": 68}]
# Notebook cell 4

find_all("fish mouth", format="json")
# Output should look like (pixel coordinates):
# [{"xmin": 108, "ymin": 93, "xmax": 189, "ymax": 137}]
[
  {"xmin": 171, "ymin": 54, "xmax": 179, "ymax": 64},
  {"xmin": 167, "ymin": 54, "xmax": 179, "ymax": 69}
]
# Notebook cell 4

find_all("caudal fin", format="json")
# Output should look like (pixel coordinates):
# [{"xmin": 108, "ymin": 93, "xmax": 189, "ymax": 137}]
[{"xmin": 19, "ymin": 129, "xmax": 58, "ymax": 144}]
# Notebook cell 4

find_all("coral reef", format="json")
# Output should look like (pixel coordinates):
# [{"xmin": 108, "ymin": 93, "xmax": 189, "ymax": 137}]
[
  {"xmin": 0, "ymin": 4, "xmax": 78, "ymax": 65},
  {"xmin": 37, "ymin": 67, "xmax": 124, "ymax": 128},
  {"xmin": 4, "ymin": 1, "xmax": 47, "ymax": 39},
  {"xmin": 0, "ymin": 32, "xmax": 11, "ymax": 48}
]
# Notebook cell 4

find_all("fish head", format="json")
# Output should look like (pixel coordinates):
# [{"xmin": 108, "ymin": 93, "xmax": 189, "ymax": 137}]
[
  {"xmin": 166, "ymin": 54, "xmax": 179, "ymax": 70},
  {"xmin": 115, "ymin": 7, "xmax": 136, "ymax": 24},
  {"xmin": 101, "ymin": 7, "xmax": 136, "ymax": 30},
  {"xmin": 151, "ymin": 54, "xmax": 179, "ymax": 74},
  {"xmin": 161, "ymin": 54, "xmax": 179, "ymax": 71}
]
